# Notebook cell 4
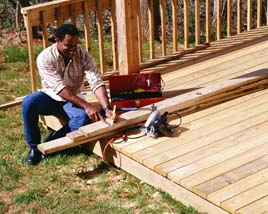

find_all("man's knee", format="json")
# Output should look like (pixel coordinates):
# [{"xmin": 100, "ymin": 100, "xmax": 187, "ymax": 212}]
[
  {"xmin": 69, "ymin": 111, "xmax": 90, "ymax": 131},
  {"xmin": 22, "ymin": 93, "xmax": 38, "ymax": 114},
  {"xmin": 74, "ymin": 111, "xmax": 90, "ymax": 126}
]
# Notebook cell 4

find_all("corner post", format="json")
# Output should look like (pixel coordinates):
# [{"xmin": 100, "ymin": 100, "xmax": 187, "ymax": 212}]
[{"xmin": 115, "ymin": 0, "xmax": 140, "ymax": 74}]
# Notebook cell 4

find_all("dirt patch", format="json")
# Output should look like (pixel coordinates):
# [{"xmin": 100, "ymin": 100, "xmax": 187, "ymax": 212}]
[
  {"xmin": 0, "ymin": 190, "xmax": 17, "ymax": 214},
  {"xmin": 0, "ymin": 31, "xmax": 27, "ymax": 46}
]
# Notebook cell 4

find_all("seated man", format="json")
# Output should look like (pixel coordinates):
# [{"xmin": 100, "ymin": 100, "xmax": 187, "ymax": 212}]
[{"xmin": 22, "ymin": 24, "xmax": 116, "ymax": 165}]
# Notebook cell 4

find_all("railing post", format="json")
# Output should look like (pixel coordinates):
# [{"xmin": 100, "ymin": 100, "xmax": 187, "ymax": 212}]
[{"xmin": 115, "ymin": 0, "xmax": 140, "ymax": 74}]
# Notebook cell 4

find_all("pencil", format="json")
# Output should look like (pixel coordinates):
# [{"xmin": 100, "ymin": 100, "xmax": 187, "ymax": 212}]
[{"xmin": 111, "ymin": 105, "xmax": 116, "ymax": 125}]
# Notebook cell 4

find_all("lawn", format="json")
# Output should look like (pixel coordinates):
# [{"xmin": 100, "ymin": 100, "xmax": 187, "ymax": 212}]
[{"xmin": 0, "ymin": 44, "xmax": 200, "ymax": 214}]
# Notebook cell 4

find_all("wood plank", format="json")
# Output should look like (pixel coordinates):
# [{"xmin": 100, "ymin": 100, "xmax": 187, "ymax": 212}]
[
  {"xmin": 180, "ymin": 89, "xmax": 268, "ymax": 130},
  {"xmin": 37, "ymin": 71, "xmax": 268, "ymax": 154},
  {"xmin": 159, "ymin": 39, "xmax": 268, "ymax": 82},
  {"xmin": 180, "ymin": 88, "xmax": 267, "ymax": 124},
  {"xmin": 227, "ymin": 0, "xmax": 232, "ymax": 37},
  {"xmin": 83, "ymin": 0, "xmax": 91, "ymax": 53},
  {"xmin": 39, "ymin": 115, "xmax": 66, "ymax": 131},
  {"xmin": 236, "ymin": 195, "xmax": 268, "ymax": 214},
  {"xmin": 257, "ymin": 0, "xmax": 262, "ymax": 28},
  {"xmin": 155, "ymin": 122, "xmax": 268, "ymax": 177},
  {"xmin": 180, "ymin": 143, "xmax": 268, "ymax": 190},
  {"xmin": 160, "ymin": 0, "xmax": 167, "ymax": 56},
  {"xmin": 96, "ymin": 0, "xmax": 105, "ymax": 73},
  {"xmin": 217, "ymin": 0, "xmax": 222, "ymax": 40},
  {"xmin": 161, "ymin": 36, "xmax": 268, "ymax": 81},
  {"xmin": 112, "ymin": 114, "xmax": 182, "ymax": 152},
  {"xmin": 172, "ymin": 0, "xmax": 178, "ymax": 52},
  {"xmin": 140, "ymin": 44, "xmax": 209, "ymax": 70},
  {"xmin": 221, "ymin": 181, "xmax": 268, "ymax": 213},
  {"xmin": 148, "ymin": 0, "xmax": 155, "ymax": 59},
  {"xmin": 207, "ymin": 166, "xmax": 268, "ymax": 206},
  {"xmin": 237, "ymin": 0, "xmax": 242, "ymax": 33},
  {"xmin": 0, "ymin": 97, "xmax": 23, "ymax": 110},
  {"xmin": 113, "ymin": 87, "xmax": 268, "ymax": 156},
  {"xmin": 165, "ymin": 52, "xmax": 268, "ymax": 90},
  {"xmin": 23, "ymin": 11, "xmax": 36, "ymax": 92},
  {"xmin": 137, "ymin": 0, "xmax": 143, "ymax": 63},
  {"xmin": 142, "ymin": 28, "xmax": 268, "ymax": 74},
  {"xmin": 116, "ymin": 0, "xmax": 140, "ymax": 74},
  {"xmin": 40, "ymin": 10, "xmax": 49, "ymax": 48},
  {"xmin": 132, "ymin": 111, "xmax": 268, "ymax": 169},
  {"xmin": 247, "ymin": 0, "xmax": 252, "ymax": 31},
  {"xmin": 194, "ymin": 155, "xmax": 268, "ymax": 198},
  {"xmin": 66, "ymin": 129, "xmax": 87, "ymax": 141},
  {"xmin": 195, "ymin": 0, "xmax": 200, "ymax": 45},
  {"xmin": 110, "ymin": 0, "xmax": 118, "ymax": 70},
  {"xmin": 24, "ymin": 1, "xmax": 98, "ymax": 26},
  {"xmin": 184, "ymin": 0, "xmax": 189, "ymax": 48},
  {"xmin": 84, "ymin": 139, "xmax": 229, "ymax": 214},
  {"xmin": 206, "ymin": 0, "xmax": 211, "ymax": 43},
  {"xmin": 167, "ymin": 117, "xmax": 268, "ymax": 182},
  {"xmin": 142, "ymin": 100, "xmax": 268, "ymax": 170}
]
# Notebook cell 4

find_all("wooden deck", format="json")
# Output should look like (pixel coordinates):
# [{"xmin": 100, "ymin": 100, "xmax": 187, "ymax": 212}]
[
  {"xmin": 37, "ymin": 27, "xmax": 268, "ymax": 214},
  {"xmin": 84, "ymin": 28, "xmax": 268, "ymax": 214}
]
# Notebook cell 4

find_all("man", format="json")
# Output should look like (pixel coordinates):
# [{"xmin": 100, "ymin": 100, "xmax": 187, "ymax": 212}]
[{"xmin": 22, "ymin": 24, "xmax": 115, "ymax": 165}]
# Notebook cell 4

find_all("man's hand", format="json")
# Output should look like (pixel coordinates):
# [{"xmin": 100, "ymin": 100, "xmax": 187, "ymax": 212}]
[
  {"xmin": 105, "ymin": 106, "xmax": 117, "ymax": 123},
  {"xmin": 84, "ymin": 104, "xmax": 104, "ymax": 122}
]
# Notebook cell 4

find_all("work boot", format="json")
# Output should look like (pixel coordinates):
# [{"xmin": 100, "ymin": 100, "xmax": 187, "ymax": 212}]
[{"xmin": 26, "ymin": 148, "xmax": 45, "ymax": 165}]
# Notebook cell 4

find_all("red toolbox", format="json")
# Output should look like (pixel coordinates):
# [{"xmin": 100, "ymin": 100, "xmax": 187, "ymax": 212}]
[{"xmin": 109, "ymin": 72, "xmax": 164, "ymax": 110}]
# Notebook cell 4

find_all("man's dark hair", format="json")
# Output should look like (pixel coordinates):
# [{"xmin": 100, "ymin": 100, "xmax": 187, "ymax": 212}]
[{"xmin": 55, "ymin": 24, "xmax": 79, "ymax": 41}]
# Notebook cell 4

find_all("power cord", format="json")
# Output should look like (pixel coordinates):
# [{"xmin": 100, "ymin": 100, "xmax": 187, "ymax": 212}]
[{"xmin": 102, "ymin": 111, "xmax": 182, "ymax": 167}]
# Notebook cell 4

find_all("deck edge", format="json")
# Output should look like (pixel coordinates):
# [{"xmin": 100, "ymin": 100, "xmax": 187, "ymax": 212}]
[{"xmin": 83, "ymin": 140, "xmax": 230, "ymax": 214}]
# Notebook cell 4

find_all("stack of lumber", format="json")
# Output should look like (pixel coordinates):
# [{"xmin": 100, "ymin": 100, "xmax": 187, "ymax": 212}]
[{"xmin": 37, "ymin": 70, "xmax": 268, "ymax": 154}]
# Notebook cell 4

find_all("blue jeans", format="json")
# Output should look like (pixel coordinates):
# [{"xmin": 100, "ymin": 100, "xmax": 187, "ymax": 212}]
[{"xmin": 22, "ymin": 91, "xmax": 91, "ymax": 148}]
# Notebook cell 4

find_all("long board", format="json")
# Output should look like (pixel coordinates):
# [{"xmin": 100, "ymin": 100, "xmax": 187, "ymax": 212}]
[{"xmin": 37, "ymin": 70, "xmax": 268, "ymax": 154}]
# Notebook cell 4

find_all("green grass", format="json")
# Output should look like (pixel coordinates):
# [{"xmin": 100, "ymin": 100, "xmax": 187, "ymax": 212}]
[{"xmin": 0, "ymin": 44, "xmax": 201, "ymax": 214}]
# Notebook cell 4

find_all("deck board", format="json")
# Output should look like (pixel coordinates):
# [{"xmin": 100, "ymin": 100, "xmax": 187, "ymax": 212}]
[
  {"xmin": 221, "ymin": 181, "xmax": 268, "ymax": 213},
  {"xmin": 39, "ymin": 27, "xmax": 268, "ymax": 213},
  {"xmin": 207, "ymin": 165, "xmax": 268, "ymax": 206},
  {"xmin": 121, "ymin": 91, "xmax": 268, "ymax": 214},
  {"xmin": 134, "ymin": 99, "xmax": 268, "ymax": 170},
  {"xmin": 236, "ymin": 195, "xmax": 268, "ymax": 214},
  {"xmin": 114, "ymin": 34, "xmax": 268, "ymax": 213}
]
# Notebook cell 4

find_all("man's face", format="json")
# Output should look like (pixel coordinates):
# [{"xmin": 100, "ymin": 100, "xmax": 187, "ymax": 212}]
[{"xmin": 57, "ymin": 34, "xmax": 78, "ymax": 59}]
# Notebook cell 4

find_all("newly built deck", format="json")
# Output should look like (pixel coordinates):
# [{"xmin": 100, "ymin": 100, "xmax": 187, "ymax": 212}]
[
  {"xmin": 84, "ymin": 28, "xmax": 268, "ymax": 214},
  {"xmin": 36, "ymin": 27, "xmax": 268, "ymax": 213},
  {"xmin": 18, "ymin": 0, "xmax": 268, "ymax": 212}
]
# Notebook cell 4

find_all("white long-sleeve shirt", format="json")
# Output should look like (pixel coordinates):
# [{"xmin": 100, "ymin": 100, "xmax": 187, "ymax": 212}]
[{"xmin": 37, "ymin": 43, "xmax": 104, "ymax": 101}]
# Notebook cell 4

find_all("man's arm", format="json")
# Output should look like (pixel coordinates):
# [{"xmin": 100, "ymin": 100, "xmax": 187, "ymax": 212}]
[
  {"xmin": 58, "ymin": 87, "xmax": 103, "ymax": 122},
  {"xmin": 94, "ymin": 86, "xmax": 114, "ymax": 120},
  {"xmin": 58, "ymin": 86, "xmax": 115, "ymax": 122}
]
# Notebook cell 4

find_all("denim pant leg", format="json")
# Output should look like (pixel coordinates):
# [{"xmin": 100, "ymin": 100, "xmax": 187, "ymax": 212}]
[
  {"xmin": 22, "ymin": 92, "xmax": 67, "ymax": 148},
  {"xmin": 63, "ymin": 102, "xmax": 91, "ymax": 131}
]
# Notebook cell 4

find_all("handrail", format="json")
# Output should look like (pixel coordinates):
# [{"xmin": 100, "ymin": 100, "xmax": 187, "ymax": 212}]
[
  {"xmin": 21, "ymin": 0, "xmax": 268, "ymax": 93},
  {"xmin": 21, "ymin": 0, "xmax": 114, "ymax": 92}
]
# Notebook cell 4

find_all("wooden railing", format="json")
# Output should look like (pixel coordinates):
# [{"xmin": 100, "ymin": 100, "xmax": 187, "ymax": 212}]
[
  {"xmin": 21, "ymin": 0, "xmax": 268, "ymax": 92},
  {"xmin": 21, "ymin": 0, "xmax": 117, "ymax": 91}
]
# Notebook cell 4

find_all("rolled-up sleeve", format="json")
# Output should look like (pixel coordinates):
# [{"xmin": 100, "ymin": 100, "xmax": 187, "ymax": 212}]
[
  {"xmin": 83, "ymin": 53, "xmax": 104, "ymax": 92},
  {"xmin": 37, "ymin": 51, "xmax": 66, "ymax": 95}
]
